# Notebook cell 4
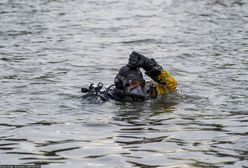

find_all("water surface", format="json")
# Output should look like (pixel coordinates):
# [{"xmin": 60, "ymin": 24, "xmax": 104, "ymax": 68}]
[{"xmin": 0, "ymin": 0, "xmax": 248, "ymax": 167}]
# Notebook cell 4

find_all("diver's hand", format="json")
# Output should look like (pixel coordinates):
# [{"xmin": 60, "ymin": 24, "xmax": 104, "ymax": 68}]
[
  {"xmin": 127, "ymin": 51, "xmax": 147, "ymax": 69},
  {"xmin": 128, "ymin": 51, "xmax": 162, "ymax": 76}
]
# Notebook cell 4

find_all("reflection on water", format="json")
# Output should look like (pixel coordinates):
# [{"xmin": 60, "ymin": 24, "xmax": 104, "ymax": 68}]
[{"xmin": 1, "ymin": 0, "xmax": 248, "ymax": 167}]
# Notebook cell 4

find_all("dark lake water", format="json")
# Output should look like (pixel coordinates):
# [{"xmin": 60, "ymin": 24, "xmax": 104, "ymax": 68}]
[{"xmin": 0, "ymin": 0, "xmax": 248, "ymax": 167}]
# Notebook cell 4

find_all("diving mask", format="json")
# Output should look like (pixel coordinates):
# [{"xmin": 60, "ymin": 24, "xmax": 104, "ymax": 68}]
[{"xmin": 126, "ymin": 80, "xmax": 146, "ymax": 97}]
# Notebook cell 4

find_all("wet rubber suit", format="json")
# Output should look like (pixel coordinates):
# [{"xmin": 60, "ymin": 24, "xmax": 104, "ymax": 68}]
[{"xmin": 81, "ymin": 51, "xmax": 177, "ymax": 102}]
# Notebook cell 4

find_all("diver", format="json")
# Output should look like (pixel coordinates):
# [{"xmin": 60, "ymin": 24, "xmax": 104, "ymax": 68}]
[{"xmin": 81, "ymin": 51, "xmax": 177, "ymax": 102}]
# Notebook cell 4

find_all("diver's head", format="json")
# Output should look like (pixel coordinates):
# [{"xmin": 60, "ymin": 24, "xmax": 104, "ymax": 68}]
[{"xmin": 114, "ymin": 65, "xmax": 146, "ymax": 99}]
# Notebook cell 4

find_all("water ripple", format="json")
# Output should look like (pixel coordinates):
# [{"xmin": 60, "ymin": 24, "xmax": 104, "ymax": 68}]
[{"xmin": 1, "ymin": 0, "xmax": 248, "ymax": 167}]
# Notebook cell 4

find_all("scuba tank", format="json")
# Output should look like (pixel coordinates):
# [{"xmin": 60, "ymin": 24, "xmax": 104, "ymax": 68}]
[{"xmin": 81, "ymin": 82, "xmax": 106, "ymax": 103}]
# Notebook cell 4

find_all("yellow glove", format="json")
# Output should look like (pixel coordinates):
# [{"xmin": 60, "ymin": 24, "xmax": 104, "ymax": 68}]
[{"xmin": 156, "ymin": 69, "xmax": 177, "ymax": 96}]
